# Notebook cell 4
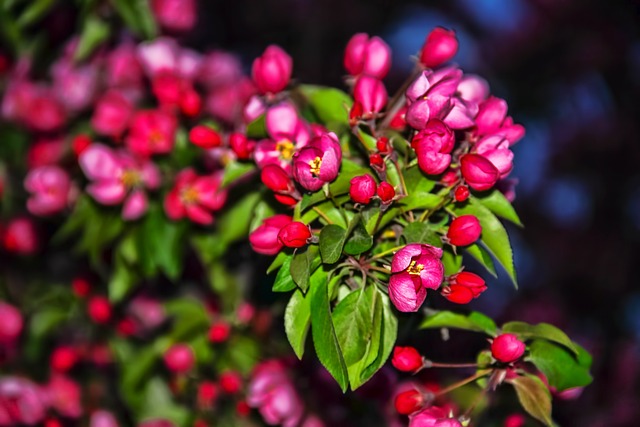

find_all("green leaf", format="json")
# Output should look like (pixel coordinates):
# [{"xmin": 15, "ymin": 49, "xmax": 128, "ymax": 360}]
[
  {"xmin": 310, "ymin": 268, "xmax": 349, "ymax": 392},
  {"xmin": 333, "ymin": 288, "xmax": 373, "ymax": 366},
  {"xmin": 139, "ymin": 377, "xmax": 189, "ymax": 426},
  {"xmin": 420, "ymin": 310, "xmax": 498, "ymax": 336},
  {"xmin": 109, "ymin": 254, "xmax": 139, "ymax": 303},
  {"xmin": 476, "ymin": 190, "xmax": 522, "ymax": 226},
  {"xmin": 299, "ymin": 85, "xmax": 352, "ymax": 126},
  {"xmin": 221, "ymin": 161, "xmax": 256, "ymax": 188},
  {"xmin": 453, "ymin": 198, "xmax": 518, "ymax": 287},
  {"xmin": 285, "ymin": 289, "xmax": 311, "ymax": 359},
  {"xmin": 266, "ymin": 251, "xmax": 288, "ymax": 274},
  {"xmin": 16, "ymin": 0, "xmax": 55, "ymax": 28},
  {"xmin": 112, "ymin": 0, "xmax": 157, "ymax": 39},
  {"xmin": 442, "ymin": 248, "xmax": 462, "ymax": 276},
  {"xmin": 404, "ymin": 165, "xmax": 437, "ymax": 195},
  {"xmin": 290, "ymin": 245, "xmax": 321, "ymax": 292},
  {"xmin": 246, "ymin": 114, "xmax": 266, "ymax": 138},
  {"xmin": 511, "ymin": 374, "xmax": 554, "ymax": 427},
  {"xmin": 502, "ymin": 322, "xmax": 578, "ymax": 354},
  {"xmin": 465, "ymin": 244, "xmax": 497, "ymax": 277},
  {"xmin": 272, "ymin": 254, "xmax": 296, "ymax": 292},
  {"xmin": 528, "ymin": 340, "xmax": 593, "ymax": 391},
  {"xmin": 319, "ymin": 224, "xmax": 347, "ymax": 264},
  {"xmin": 403, "ymin": 221, "xmax": 441, "ymax": 246},
  {"xmin": 360, "ymin": 292, "xmax": 397, "ymax": 382},
  {"xmin": 74, "ymin": 15, "xmax": 110, "ymax": 61},
  {"xmin": 344, "ymin": 218, "xmax": 373, "ymax": 255}
]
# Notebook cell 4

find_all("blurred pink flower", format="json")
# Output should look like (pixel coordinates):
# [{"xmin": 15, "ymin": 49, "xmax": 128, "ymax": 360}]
[{"xmin": 24, "ymin": 165, "xmax": 71, "ymax": 216}]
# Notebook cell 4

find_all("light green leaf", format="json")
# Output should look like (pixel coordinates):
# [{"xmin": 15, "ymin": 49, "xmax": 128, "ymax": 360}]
[
  {"xmin": 420, "ymin": 310, "xmax": 498, "ymax": 336},
  {"xmin": 502, "ymin": 321, "xmax": 578, "ymax": 354},
  {"xmin": 465, "ymin": 243, "xmax": 497, "ymax": 277},
  {"xmin": 299, "ymin": 85, "xmax": 352, "ymax": 126},
  {"xmin": 333, "ymin": 288, "xmax": 373, "ymax": 366},
  {"xmin": 319, "ymin": 224, "xmax": 347, "ymax": 264},
  {"xmin": 528, "ymin": 340, "xmax": 593, "ymax": 391},
  {"xmin": 272, "ymin": 254, "xmax": 296, "ymax": 292},
  {"xmin": 476, "ymin": 190, "xmax": 522, "ymax": 226},
  {"xmin": 221, "ymin": 161, "xmax": 256, "ymax": 188},
  {"xmin": 285, "ymin": 289, "xmax": 311, "ymax": 359},
  {"xmin": 403, "ymin": 221, "xmax": 441, "ymax": 246},
  {"xmin": 344, "ymin": 218, "xmax": 373, "ymax": 255},
  {"xmin": 290, "ymin": 245, "xmax": 321, "ymax": 292}
]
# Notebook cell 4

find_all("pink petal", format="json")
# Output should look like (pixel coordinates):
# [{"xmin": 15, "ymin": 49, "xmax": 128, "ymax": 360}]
[
  {"xmin": 266, "ymin": 102, "xmax": 299, "ymax": 141},
  {"xmin": 391, "ymin": 244, "xmax": 424, "ymax": 273},
  {"xmin": 122, "ymin": 190, "xmax": 148, "ymax": 220},
  {"xmin": 186, "ymin": 204, "xmax": 213, "ymax": 225},
  {"xmin": 389, "ymin": 273, "xmax": 427, "ymax": 312},
  {"xmin": 79, "ymin": 144, "xmax": 123, "ymax": 181},
  {"xmin": 87, "ymin": 180, "xmax": 126, "ymax": 205},
  {"xmin": 164, "ymin": 190, "xmax": 185, "ymax": 220}
]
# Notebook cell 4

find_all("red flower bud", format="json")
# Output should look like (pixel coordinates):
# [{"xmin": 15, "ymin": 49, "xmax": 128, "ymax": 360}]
[
  {"xmin": 460, "ymin": 154, "xmax": 499, "ymax": 191},
  {"xmin": 189, "ymin": 125, "xmax": 222, "ymax": 149},
  {"xmin": 51, "ymin": 346, "xmax": 79, "ymax": 372},
  {"xmin": 369, "ymin": 153, "xmax": 384, "ymax": 168},
  {"xmin": 504, "ymin": 414, "xmax": 526, "ymax": 427},
  {"xmin": 164, "ymin": 344, "xmax": 195, "ymax": 373},
  {"xmin": 442, "ymin": 271, "xmax": 486, "ymax": 304},
  {"xmin": 391, "ymin": 346, "xmax": 424, "ymax": 372},
  {"xmin": 447, "ymin": 215, "xmax": 482, "ymax": 246},
  {"xmin": 441, "ymin": 170, "xmax": 458, "ymax": 187},
  {"xmin": 261, "ymin": 165, "xmax": 294, "ymax": 193},
  {"xmin": 394, "ymin": 389, "xmax": 425, "ymax": 415},
  {"xmin": 236, "ymin": 401, "xmax": 251, "ymax": 417},
  {"xmin": 420, "ymin": 28, "xmax": 459, "ymax": 68},
  {"xmin": 0, "ymin": 302, "xmax": 23, "ymax": 343},
  {"xmin": 491, "ymin": 333, "xmax": 526, "ymax": 363},
  {"xmin": 180, "ymin": 88, "xmax": 202, "ymax": 117},
  {"xmin": 208, "ymin": 321, "xmax": 231, "ymax": 344},
  {"xmin": 277, "ymin": 221, "xmax": 312, "ymax": 248},
  {"xmin": 87, "ymin": 296, "xmax": 112, "ymax": 325},
  {"xmin": 252, "ymin": 45, "xmax": 292, "ymax": 94},
  {"xmin": 219, "ymin": 371, "xmax": 242, "ymax": 394},
  {"xmin": 197, "ymin": 381, "xmax": 219, "ymax": 408},
  {"xmin": 249, "ymin": 214, "xmax": 292, "ymax": 255},
  {"xmin": 454, "ymin": 185, "xmax": 470, "ymax": 202},
  {"xmin": 71, "ymin": 134, "xmax": 92, "ymax": 157},
  {"xmin": 350, "ymin": 174, "xmax": 377, "ymax": 204},
  {"xmin": 71, "ymin": 277, "xmax": 90, "ymax": 298},
  {"xmin": 3, "ymin": 217, "xmax": 38, "ymax": 255},
  {"xmin": 376, "ymin": 137, "xmax": 391, "ymax": 154},
  {"xmin": 343, "ymin": 33, "xmax": 392, "ymax": 79},
  {"xmin": 116, "ymin": 318, "xmax": 137, "ymax": 337},
  {"xmin": 377, "ymin": 181, "xmax": 395, "ymax": 203},
  {"xmin": 390, "ymin": 105, "xmax": 407, "ymax": 130},
  {"xmin": 349, "ymin": 101, "xmax": 364, "ymax": 126},
  {"xmin": 229, "ymin": 132, "xmax": 255, "ymax": 160},
  {"xmin": 353, "ymin": 76, "xmax": 387, "ymax": 117}
]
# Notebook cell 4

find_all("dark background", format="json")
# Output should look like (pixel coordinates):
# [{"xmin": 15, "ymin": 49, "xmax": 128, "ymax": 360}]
[{"xmin": 183, "ymin": 0, "xmax": 640, "ymax": 425}]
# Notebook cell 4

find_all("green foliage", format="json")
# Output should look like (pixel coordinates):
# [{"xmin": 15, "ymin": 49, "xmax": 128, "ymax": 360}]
[
  {"xmin": 511, "ymin": 374, "xmax": 554, "ymax": 427},
  {"xmin": 528, "ymin": 340, "xmax": 593, "ymax": 391},
  {"xmin": 420, "ymin": 310, "xmax": 498, "ymax": 336}
]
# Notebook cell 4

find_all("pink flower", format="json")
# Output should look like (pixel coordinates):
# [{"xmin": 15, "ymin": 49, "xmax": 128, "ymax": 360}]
[
  {"xmin": 252, "ymin": 45, "xmax": 293, "ymax": 94},
  {"xmin": 51, "ymin": 58, "xmax": 98, "ymax": 114},
  {"xmin": 248, "ymin": 360, "xmax": 304, "ymax": 427},
  {"xmin": 411, "ymin": 119, "xmax": 455, "ymax": 175},
  {"xmin": 457, "ymin": 75, "xmax": 489, "ymax": 105},
  {"xmin": 164, "ymin": 168, "xmax": 227, "ymax": 225},
  {"xmin": 90, "ymin": 410, "xmax": 120, "ymax": 427},
  {"xmin": 163, "ymin": 344, "xmax": 195, "ymax": 373},
  {"xmin": 0, "ymin": 302, "xmax": 23, "ymax": 343},
  {"xmin": 137, "ymin": 38, "xmax": 201, "ymax": 80},
  {"xmin": 79, "ymin": 144, "xmax": 161, "ymax": 220},
  {"xmin": 391, "ymin": 346, "xmax": 424, "ymax": 373},
  {"xmin": 198, "ymin": 51, "xmax": 243, "ymax": 89},
  {"xmin": 23, "ymin": 87, "xmax": 66, "ymax": 133},
  {"xmin": 460, "ymin": 153, "xmax": 500, "ymax": 191},
  {"xmin": 91, "ymin": 90, "xmax": 134, "ymax": 138},
  {"xmin": 278, "ymin": 222, "xmax": 312, "ymax": 248},
  {"xmin": 0, "ymin": 377, "xmax": 47, "ymax": 425},
  {"xmin": 409, "ymin": 406, "xmax": 462, "ymax": 427},
  {"xmin": 419, "ymin": 28, "xmax": 458, "ymax": 69},
  {"xmin": 353, "ymin": 76, "xmax": 387, "ymax": 117},
  {"xmin": 24, "ymin": 166, "xmax": 71, "ymax": 216},
  {"xmin": 389, "ymin": 244, "xmax": 444, "ymax": 312},
  {"xmin": 491, "ymin": 334, "xmax": 526, "ymax": 363},
  {"xmin": 206, "ymin": 78, "xmax": 256, "ymax": 124},
  {"xmin": 3, "ymin": 217, "xmax": 39, "ymax": 255},
  {"xmin": 475, "ymin": 135, "xmax": 514, "ymax": 178},
  {"xmin": 106, "ymin": 42, "xmax": 144, "ymax": 92},
  {"xmin": 442, "ymin": 271, "xmax": 486, "ymax": 304},
  {"xmin": 151, "ymin": 0, "xmax": 196, "ymax": 32},
  {"xmin": 343, "ymin": 33, "xmax": 392, "ymax": 79},
  {"xmin": 127, "ymin": 297, "xmax": 166, "ymax": 332},
  {"xmin": 474, "ymin": 96, "xmax": 525, "ymax": 145},
  {"xmin": 45, "ymin": 375, "xmax": 82, "ymax": 419},
  {"xmin": 292, "ymin": 132, "xmax": 342, "ymax": 191},
  {"xmin": 350, "ymin": 174, "xmax": 377, "ymax": 204},
  {"xmin": 27, "ymin": 137, "xmax": 65, "ymax": 169},
  {"xmin": 125, "ymin": 109, "xmax": 177, "ymax": 157},
  {"xmin": 447, "ymin": 215, "xmax": 482, "ymax": 247},
  {"xmin": 249, "ymin": 215, "xmax": 293, "ymax": 255}
]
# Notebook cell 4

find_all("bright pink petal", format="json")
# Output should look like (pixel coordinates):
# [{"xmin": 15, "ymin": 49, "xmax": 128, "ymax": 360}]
[
  {"xmin": 122, "ymin": 190, "xmax": 148, "ymax": 220},
  {"xmin": 79, "ymin": 144, "xmax": 123, "ymax": 181},
  {"xmin": 389, "ymin": 273, "xmax": 427, "ymax": 312},
  {"xmin": 87, "ymin": 180, "xmax": 126, "ymax": 205}
]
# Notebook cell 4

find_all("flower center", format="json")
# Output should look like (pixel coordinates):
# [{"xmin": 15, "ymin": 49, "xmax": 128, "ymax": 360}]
[
  {"xmin": 406, "ymin": 260, "xmax": 424, "ymax": 276},
  {"xmin": 149, "ymin": 129, "xmax": 164, "ymax": 145},
  {"xmin": 120, "ymin": 170, "xmax": 141, "ymax": 188},
  {"xmin": 276, "ymin": 140, "xmax": 295, "ymax": 160},
  {"xmin": 180, "ymin": 186, "xmax": 200, "ymax": 204},
  {"xmin": 309, "ymin": 156, "xmax": 322, "ymax": 176}
]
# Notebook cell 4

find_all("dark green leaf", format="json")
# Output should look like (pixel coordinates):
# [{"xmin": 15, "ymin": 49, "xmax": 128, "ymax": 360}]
[
  {"xmin": 420, "ymin": 310, "xmax": 498, "ymax": 336},
  {"xmin": 16, "ymin": 0, "xmax": 55, "ymax": 28},
  {"xmin": 333, "ymin": 288, "xmax": 373, "ymax": 366},
  {"xmin": 344, "ymin": 218, "xmax": 374, "ymax": 255},
  {"xmin": 300, "ymin": 159, "xmax": 368, "ymax": 210},
  {"xmin": 360, "ymin": 292, "xmax": 397, "ymax": 382},
  {"xmin": 528, "ymin": 340, "xmax": 593, "ymax": 391},
  {"xmin": 221, "ymin": 161, "xmax": 256, "ymax": 188},
  {"xmin": 246, "ymin": 114, "xmax": 266, "ymax": 138},
  {"xmin": 476, "ymin": 190, "xmax": 522, "ymax": 226},
  {"xmin": 453, "ymin": 198, "xmax": 518, "ymax": 287},
  {"xmin": 290, "ymin": 245, "xmax": 321, "ymax": 292},
  {"xmin": 272, "ymin": 254, "xmax": 296, "ymax": 292},
  {"xmin": 465, "ymin": 243, "xmax": 497, "ymax": 277},
  {"xmin": 299, "ymin": 85, "xmax": 352, "ymax": 126},
  {"xmin": 310, "ymin": 268, "xmax": 349, "ymax": 392},
  {"xmin": 502, "ymin": 322, "xmax": 578, "ymax": 354},
  {"xmin": 285, "ymin": 289, "xmax": 311, "ymax": 359},
  {"xmin": 511, "ymin": 374, "xmax": 554, "ymax": 427},
  {"xmin": 112, "ymin": 0, "xmax": 157, "ymax": 39},
  {"xmin": 319, "ymin": 224, "xmax": 347, "ymax": 264},
  {"xmin": 403, "ymin": 221, "xmax": 441, "ymax": 246}
]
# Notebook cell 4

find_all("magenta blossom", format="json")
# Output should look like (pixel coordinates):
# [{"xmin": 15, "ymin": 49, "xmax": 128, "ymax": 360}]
[
  {"xmin": 51, "ymin": 56, "xmax": 98, "ymax": 114},
  {"xmin": 198, "ymin": 51, "xmax": 243, "ymax": 89},
  {"xmin": 343, "ymin": 33, "xmax": 392, "ymax": 79},
  {"xmin": 45, "ymin": 375, "xmax": 82, "ymax": 419},
  {"xmin": 247, "ymin": 360, "xmax": 304, "ymax": 427},
  {"xmin": 91, "ymin": 90, "xmax": 134, "ymax": 139},
  {"xmin": 409, "ymin": 406, "xmax": 462, "ymax": 427},
  {"xmin": 79, "ymin": 144, "xmax": 161, "ymax": 220},
  {"xmin": 24, "ymin": 165, "xmax": 71, "ymax": 216},
  {"xmin": 137, "ymin": 38, "xmax": 202, "ymax": 80},
  {"xmin": 249, "ymin": 215, "xmax": 293, "ymax": 255},
  {"xmin": 292, "ymin": 132, "xmax": 342, "ymax": 191},
  {"xmin": 411, "ymin": 119, "xmax": 455, "ymax": 175},
  {"xmin": 474, "ymin": 135, "xmax": 514, "ymax": 178},
  {"xmin": 151, "ymin": 0, "xmax": 196, "ymax": 32},
  {"xmin": 0, "ymin": 377, "xmax": 48, "ymax": 425},
  {"xmin": 206, "ymin": 77, "xmax": 256, "ymax": 124},
  {"xmin": 164, "ymin": 168, "xmax": 227, "ymax": 225},
  {"xmin": 474, "ymin": 96, "xmax": 525, "ymax": 145},
  {"xmin": 252, "ymin": 45, "xmax": 293, "ymax": 95},
  {"xmin": 125, "ymin": 109, "xmax": 177, "ymax": 157},
  {"xmin": 106, "ymin": 41, "xmax": 144, "ymax": 94},
  {"xmin": 389, "ymin": 244, "xmax": 444, "ymax": 312}
]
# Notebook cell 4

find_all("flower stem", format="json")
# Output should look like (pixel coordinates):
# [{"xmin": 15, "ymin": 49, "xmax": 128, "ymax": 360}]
[
  {"xmin": 434, "ymin": 370, "xmax": 491, "ymax": 397},
  {"xmin": 368, "ymin": 245, "xmax": 405, "ymax": 261},
  {"xmin": 312, "ymin": 207, "xmax": 333, "ymax": 224}
]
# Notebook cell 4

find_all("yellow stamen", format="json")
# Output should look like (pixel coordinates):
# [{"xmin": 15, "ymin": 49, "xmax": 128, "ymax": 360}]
[
  {"xmin": 180, "ymin": 186, "xmax": 200, "ymax": 204},
  {"xmin": 149, "ymin": 130, "xmax": 164, "ymax": 145},
  {"xmin": 276, "ymin": 140, "xmax": 295, "ymax": 160},
  {"xmin": 309, "ymin": 156, "xmax": 322, "ymax": 176},
  {"xmin": 406, "ymin": 260, "xmax": 424, "ymax": 276},
  {"xmin": 120, "ymin": 170, "xmax": 141, "ymax": 188}
]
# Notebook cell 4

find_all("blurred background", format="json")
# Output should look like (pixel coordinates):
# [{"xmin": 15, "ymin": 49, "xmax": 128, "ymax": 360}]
[{"xmin": 2, "ymin": 0, "xmax": 640, "ymax": 425}]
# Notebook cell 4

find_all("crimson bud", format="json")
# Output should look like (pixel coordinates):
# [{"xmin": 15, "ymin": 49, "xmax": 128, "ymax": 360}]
[
  {"xmin": 353, "ymin": 76, "xmax": 387, "ymax": 117},
  {"xmin": 277, "ymin": 222, "xmax": 312, "ymax": 248},
  {"xmin": 180, "ymin": 88, "xmax": 202, "ymax": 117},
  {"xmin": 377, "ymin": 182, "xmax": 395, "ymax": 203},
  {"xmin": 164, "ymin": 344, "xmax": 195, "ymax": 373},
  {"xmin": 208, "ymin": 321, "xmax": 231, "ymax": 344},
  {"xmin": 229, "ymin": 132, "xmax": 255, "ymax": 160},
  {"xmin": 491, "ymin": 333, "xmax": 526, "ymax": 363},
  {"xmin": 252, "ymin": 45, "xmax": 292, "ymax": 94},
  {"xmin": 460, "ymin": 154, "xmax": 500, "ymax": 191},
  {"xmin": 391, "ymin": 346, "xmax": 424, "ymax": 372},
  {"xmin": 454, "ymin": 185, "xmax": 470, "ymax": 202},
  {"xmin": 189, "ymin": 125, "xmax": 222, "ymax": 149},
  {"xmin": 442, "ymin": 271, "xmax": 486, "ymax": 304},
  {"xmin": 376, "ymin": 137, "xmax": 391, "ymax": 154},
  {"xmin": 0, "ymin": 302, "xmax": 23, "ymax": 343},
  {"xmin": 420, "ymin": 28, "xmax": 459, "ymax": 68},
  {"xmin": 394, "ymin": 389, "xmax": 425, "ymax": 415},
  {"xmin": 349, "ymin": 174, "xmax": 377, "ymax": 204},
  {"xmin": 261, "ymin": 165, "xmax": 294, "ymax": 193},
  {"xmin": 87, "ymin": 296, "xmax": 112, "ymax": 325},
  {"xmin": 220, "ymin": 371, "xmax": 242, "ymax": 394},
  {"xmin": 51, "ymin": 346, "xmax": 79, "ymax": 372},
  {"xmin": 447, "ymin": 215, "xmax": 482, "ymax": 246}
]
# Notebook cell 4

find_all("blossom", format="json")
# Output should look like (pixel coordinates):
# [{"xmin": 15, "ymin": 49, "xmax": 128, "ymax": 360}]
[
  {"xmin": 125, "ymin": 109, "xmax": 177, "ymax": 157},
  {"xmin": 392, "ymin": 346, "xmax": 424, "ymax": 372},
  {"xmin": 24, "ymin": 166, "xmax": 71, "ymax": 216},
  {"xmin": 419, "ymin": 28, "xmax": 458, "ymax": 69},
  {"xmin": 151, "ymin": 0, "xmax": 196, "ymax": 32},
  {"xmin": 252, "ymin": 45, "xmax": 293, "ymax": 94},
  {"xmin": 343, "ymin": 33, "xmax": 392, "ymax": 79},
  {"xmin": 91, "ymin": 90, "xmax": 134, "ymax": 138},
  {"xmin": 164, "ymin": 168, "xmax": 227, "ymax": 225},
  {"xmin": 446, "ymin": 215, "xmax": 482, "ymax": 247},
  {"xmin": 491, "ymin": 334, "xmax": 526, "ymax": 363},
  {"xmin": 350, "ymin": 174, "xmax": 377, "ymax": 204},
  {"xmin": 278, "ymin": 222, "xmax": 312, "ymax": 248},
  {"xmin": 409, "ymin": 406, "xmax": 462, "ymax": 427},
  {"xmin": 0, "ymin": 302, "xmax": 23, "ymax": 343},
  {"xmin": 249, "ymin": 215, "xmax": 293, "ymax": 255},
  {"xmin": 353, "ymin": 76, "xmax": 387, "ymax": 117},
  {"xmin": 79, "ymin": 144, "xmax": 161, "ymax": 220},
  {"xmin": 163, "ymin": 344, "xmax": 195, "ymax": 373},
  {"xmin": 389, "ymin": 244, "xmax": 444, "ymax": 312},
  {"xmin": 442, "ymin": 271, "xmax": 487, "ymax": 304},
  {"xmin": 292, "ymin": 132, "xmax": 342, "ymax": 191},
  {"xmin": 0, "ymin": 377, "xmax": 48, "ymax": 425},
  {"xmin": 411, "ymin": 119, "xmax": 455, "ymax": 175}
]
